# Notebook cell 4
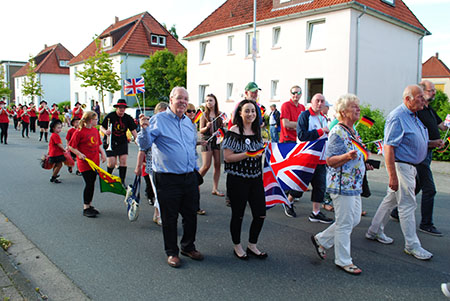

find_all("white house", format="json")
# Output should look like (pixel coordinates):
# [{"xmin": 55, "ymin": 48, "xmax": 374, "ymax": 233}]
[
  {"xmin": 13, "ymin": 44, "xmax": 73, "ymax": 105},
  {"xmin": 69, "ymin": 12, "xmax": 185, "ymax": 113},
  {"xmin": 184, "ymin": 0, "xmax": 430, "ymax": 115},
  {"xmin": 422, "ymin": 53, "xmax": 450, "ymax": 97}
]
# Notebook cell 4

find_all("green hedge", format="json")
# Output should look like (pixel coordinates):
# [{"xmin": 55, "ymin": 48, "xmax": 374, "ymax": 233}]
[
  {"xmin": 355, "ymin": 105, "xmax": 385, "ymax": 154},
  {"xmin": 430, "ymin": 90, "xmax": 450, "ymax": 161}
]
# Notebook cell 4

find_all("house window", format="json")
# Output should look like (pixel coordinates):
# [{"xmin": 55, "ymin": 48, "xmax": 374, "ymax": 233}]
[
  {"xmin": 151, "ymin": 35, "xmax": 166, "ymax": 46},
  {"xmin": 59, "ymin": 60, "xmax": 69, "ymax": 67},
  {"xmin": 381, "ymin": 0, "xmax": 395, "ymax": 6},
  {"xmin": 74, "ymin": 67, "xmax": 78, "ymax": 80},
  {"xmin": 158, "ymin": 36, "xmax": 166, "ymax": 46},
  {"xmin": 307, "ymin": 20, "xmax": 326, "ymax": 50},
  {"xmin": 227, "ymin": 36, "xmax": 234, "ymax": 54},
  {"xmin": 199, "ymin": 84, "xmax": 209, "ymax": 105},
  {"xmin": 306, "ymin": 78, "xmax": 323, "ymax": 103},
  {"xmin": 280, "ymin": 0, "xmax": 291, "ymax": 3},
  {"xmin": 246, "ymin": 31, "xmax": 259, "ymax": 56},
  {"xmin": 75, "ymin": 92, "xmax": 79, "ymax": 103},
  {"xmin": 271, "ymin": 80, "xmax": 279, "ymax": 99},
  {"xmin": 227, "ymin": 83, "xmax": 233, "ymax": 100},
  {"xmin": 435, "ymin": 84, "xmax": 445, "ymax": 92},
  {"xmin": 101, "ymin": 37, "xmax": 112, "ymax": 49},
  {"xmin": 272, "ymin": 27, "xmax": 281, "ymax": 47},
  {"xmin": 151, "ymin": 35, "xmax": 158, "ymax": 45},
  {"xmin": 199, "ymin": 41, "xmax": 210, "ymax": 63},
  {"xmin": 109, "ymin": 92, "xmax": 114, "ymax": 105}
]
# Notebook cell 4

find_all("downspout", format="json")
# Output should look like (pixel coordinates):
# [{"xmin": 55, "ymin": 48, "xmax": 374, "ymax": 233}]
[
  {"xmin": 354, "ymin": 5, "xmax": 366, "ymax": 95},
  {"xmin": 417, "ymin": 36, "xmax": 424, "ymax": 83}
]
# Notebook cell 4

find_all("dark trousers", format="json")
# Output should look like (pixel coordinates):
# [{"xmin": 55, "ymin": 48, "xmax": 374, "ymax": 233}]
[
  {"xmin": 30, "ymin": 117, "xmax": 37, "ymax": 132},
  {"xmin": 154, "ymin": 172, "xmax": 199, "ymax": 256},
  {"xmin": 22, "ymin": 122, "xmax": 29, "ymax": 137},
  {"xmin": 287, "ymin": 163, "xmax": 326, "ymax": 203},
  {"xmin": 227, "ymin": 174, "xmax": 266, "ymax": 245},
  {"xmin": 416, "ymin": 150, "xmax": 436, "ymax": 227},
  {"xmin": 81, "ymin": 170, "xmax": 97, "ymax": 205},
  {"xmin": 0, "ymin": 123, "xmax": 8, "ymax": 143}
]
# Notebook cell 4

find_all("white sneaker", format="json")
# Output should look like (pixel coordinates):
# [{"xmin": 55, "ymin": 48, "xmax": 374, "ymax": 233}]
[
  {"xmin": 365, "ymin": 231, "xmax": 394, "ymax": 244},
  {"xmin": 404, "ymin": 246, "xmax": 433, "ymax": 260},
  {"xmin": 442, "ymin": 283, "xmax": 450, "ymax": 298}
]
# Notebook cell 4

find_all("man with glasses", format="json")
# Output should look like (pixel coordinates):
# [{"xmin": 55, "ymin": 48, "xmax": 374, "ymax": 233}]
[
  {"xmin": 279, "ymin": 85, "xmax": 306, "ymax": 217},
  {"xmin": 390, "ymin": 80, "xmax": 447, "ymax": 236},
  {"xmin": 297, "ymin": 93, "xmax": 333, "ymax": 223}
]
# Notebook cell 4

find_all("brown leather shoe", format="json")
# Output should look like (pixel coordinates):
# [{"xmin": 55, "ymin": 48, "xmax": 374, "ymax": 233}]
[
  {"xmin": 180, "ymin": 250, "xmax": 204, "ymax": 261},
  {"xmin": 167, "ymin": 256, "xmax": 181, "ymax": 268}
]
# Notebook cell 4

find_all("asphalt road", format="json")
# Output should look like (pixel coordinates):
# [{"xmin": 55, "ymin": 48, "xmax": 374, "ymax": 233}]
[{"xmin": 0, "ymin": 125, "xmax": 449, "ymax": 300}]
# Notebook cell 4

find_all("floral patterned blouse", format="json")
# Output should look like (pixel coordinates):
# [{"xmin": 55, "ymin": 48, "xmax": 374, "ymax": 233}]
[{"xmin": 326, "ymin": 124, "xmax": 366, "ymax": 196}]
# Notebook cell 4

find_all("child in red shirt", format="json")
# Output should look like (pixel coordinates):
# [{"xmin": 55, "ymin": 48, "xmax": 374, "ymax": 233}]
[
  {"xmin": 66, "ymin": 117, "xmax": 80, "ymax": 175},
  {"xmin": 48, "ymin": 119, "xmax": 66, "ymax": 183},
  {"xmin": 69, "ymin": 111, "xmax": 106, "ymax": 218}
]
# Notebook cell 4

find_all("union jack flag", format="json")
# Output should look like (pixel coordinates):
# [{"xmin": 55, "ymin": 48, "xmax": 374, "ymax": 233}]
[
  {"xmin": 124, "ymin": 77, "xmax": 145, "ymax": 96},
  {"xmin": 374, "ymin": 140, "xmax": 384, "ymax": 155},
  {"xmin": 263, "ymin": 140, "xmax": 326, "ymax": 209}
]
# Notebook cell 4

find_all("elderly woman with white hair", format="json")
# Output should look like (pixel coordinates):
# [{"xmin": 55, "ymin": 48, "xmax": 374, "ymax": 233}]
[{"xmin": 311, "ymin": 94, "xmax": 369, "ymax": 275}]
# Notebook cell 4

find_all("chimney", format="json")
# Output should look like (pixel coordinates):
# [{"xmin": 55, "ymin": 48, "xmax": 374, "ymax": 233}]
[
  {"xmin": 115, "ymin": 16, "xmax": 119, "ymax": 24},
  {"xmin": 436, "ymin": 52, "xmax": 439, "ymax": 59}
]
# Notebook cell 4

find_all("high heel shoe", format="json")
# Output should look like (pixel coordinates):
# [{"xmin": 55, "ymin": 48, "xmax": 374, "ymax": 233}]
[
  {"xmin": 246, "ymin": 247, "xmax": 268, "ymax": 259},
  {"xmin": 233, "ymin": 250, "xmax": 248, "ymax": 260}
]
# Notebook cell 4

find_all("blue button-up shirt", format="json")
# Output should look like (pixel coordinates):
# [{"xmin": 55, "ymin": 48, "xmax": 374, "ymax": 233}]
[
  {"xmin": 137, "ymin": 109, "xmax": 197, "ymax": 174},
  {"xmin": 384, "ymin": 103, "xmax": 428, "ymax": 165}
]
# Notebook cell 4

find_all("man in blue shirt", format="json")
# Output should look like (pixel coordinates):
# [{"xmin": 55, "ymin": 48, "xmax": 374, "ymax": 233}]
[
  {"xmin": 137, "ymin": 87, "xmax": 203, "ymax": 268},
  {"xmin": 366, "ymin": 85, "xmax": 438, "ymax": 260}
]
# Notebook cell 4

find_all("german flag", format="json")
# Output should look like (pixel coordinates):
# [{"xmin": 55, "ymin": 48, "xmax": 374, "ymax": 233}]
[
  {"xmin": 351, "ymin": 139, "xmax": 368, "ymax": 161},
  {"xmin": 246, "ymin": 142, "xmax": 268, "ymax": 157},
  {"xmin": 359, "ymin": 116, "xmax": 375, "ymax": 128},
  {"xmin": 193, "ymin": 109, "xmax": 203, "ymax": 123}
]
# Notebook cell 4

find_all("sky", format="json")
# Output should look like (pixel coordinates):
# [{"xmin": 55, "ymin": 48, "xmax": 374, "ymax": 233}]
[{"xmin": 0, "ymin": 0, "xmax": 449, "ymax": 65}]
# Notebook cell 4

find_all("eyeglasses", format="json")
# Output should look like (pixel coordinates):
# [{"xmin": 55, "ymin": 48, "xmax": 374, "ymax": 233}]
[
  {"xmin": 291, "ymin": 91, "xmax": 302, "ymax": 95},
  {"xmin": 425, "ymin": 89, "xmax": 436, "ymax": 93},
  {"xmin": 186, "ymin": 110, "xmax": 195, "ymax": 113}
]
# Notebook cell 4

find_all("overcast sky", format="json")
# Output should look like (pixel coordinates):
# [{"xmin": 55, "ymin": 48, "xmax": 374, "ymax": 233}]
[{"xmin": 1, "ymin": 0, "xmax": 449, "ymax": 64}]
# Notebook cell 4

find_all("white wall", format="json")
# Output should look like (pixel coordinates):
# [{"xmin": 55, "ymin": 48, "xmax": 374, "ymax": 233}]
[
  {"xmin": 14, "ymin": 73, "xmax": 70, "ymax": 105},
  {"xmin": 186, "ymin": 9, "xmax": 353, "ymax": 116},
  {"xmin": 349, "ymin": 11, "xmax": 423, "ymax": 114}
]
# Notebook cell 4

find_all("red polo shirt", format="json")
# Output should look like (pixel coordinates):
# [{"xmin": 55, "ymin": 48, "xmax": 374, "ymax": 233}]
[{"xmin": 279, "ymin": 100, "xmax": 305, "ymax": 143}]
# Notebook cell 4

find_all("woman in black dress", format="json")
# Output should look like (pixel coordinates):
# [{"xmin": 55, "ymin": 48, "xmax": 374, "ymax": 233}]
[{"xmin": 223, "ymin": 99, "xmax": 267, "ymax": 260}]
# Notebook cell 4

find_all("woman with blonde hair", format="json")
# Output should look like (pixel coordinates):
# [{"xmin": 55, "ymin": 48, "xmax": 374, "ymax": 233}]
[
  {"xmin": 311, "ymin": 94, "xmax": 370, "ymax": 275},
  {"xmin": 69, "ymin": 111, "xmax": 106, "ymax": 218},
  {"xmin": 199, "ymin": 94, "xmax": 224, "ymax": 196}
]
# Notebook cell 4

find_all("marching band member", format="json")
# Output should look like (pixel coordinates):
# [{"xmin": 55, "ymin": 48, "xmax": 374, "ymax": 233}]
[
  {"xmin": 0, "ymin": 100, "xmax": 11, "ymax": 144},
  {"xmin": 38, "ymin": 100, "xmax": 50, "ymax": 142},
  {"xmin": 20, "ymin": 105, "xmax": 30, "ymax": 138},
  {"xmin": 51, "ymin": 104, "xmax": 60, "ymax": 122},
  {"xmin": 69, "ymin": 111, "xmax": 106, "ymax": 218},
  {"xmin": 73, "ymin": 102, "xmax": 84, "ymax": 120},
  {"xmin": 28, "ymin": 103, "xmax": 37, "ymax": 133}
]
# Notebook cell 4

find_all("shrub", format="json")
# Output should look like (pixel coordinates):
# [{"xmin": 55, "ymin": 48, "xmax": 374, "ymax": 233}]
[{"xmin": 430, "ymin": 90, "xmax": 450, "ymax": 161}]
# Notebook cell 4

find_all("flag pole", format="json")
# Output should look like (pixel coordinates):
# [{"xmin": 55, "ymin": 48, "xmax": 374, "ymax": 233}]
[
  {"xmin": 133, "ymin": 94, "xmax": 141, "ymax": 112},
  {"xmin": 206, "ymin": 129, "xmax": 221, "ymax": 142},
  {"xmin": 210, "ymin": 112, "xmax": 225, "ymax": 124}
]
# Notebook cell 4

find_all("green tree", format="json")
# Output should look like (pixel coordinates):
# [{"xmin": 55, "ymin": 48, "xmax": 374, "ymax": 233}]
[
  {"xmin": 76, "ymin": 38, "xmax": 121, "ymax": 114},
  {"xmin": 430, "ymin": 90, "xmax": 450, "ymax": 161},
  {"xmin": 141, "ymin": 49, "xmax": 187, "ymax": 107},
  {"xmin": 0, "ymin": 65, "xmax": 11, "ymax": 98},
  {"xmin": 22, "ymin": 57, "xmax": 43, "ymax": 103},
  {"xmin": 162, "ymin": 23, "xmax": 178, "ymax": 40}
]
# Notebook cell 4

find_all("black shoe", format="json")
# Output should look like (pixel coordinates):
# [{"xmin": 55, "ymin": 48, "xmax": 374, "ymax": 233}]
[
  {"xmin": 50, "ymin": 177, "xmax": 62, "ymax": 184},
  {"xmin": 246, "ymin": 248, "xmax": 268, "ymax": 259},
  {"xmin": 83, "ymin": 208, "xmax": 97, "ymax": 218},
  {"xmin": 233, "ymin": 250, "xmax": 248, "ymax": 260},
  {"xmin": 309, "ymin": 211, "xmax": 333, "ymax": 224},
  {"xmin": 419, "ymin": 225, "xmax": 442, "ymax": 236},
  {"xmin": 76, "ymin": 170, "xmax": 82, "ymax": 176},
  {"xmin": 284, "ymin": 204, "xmax": 297, "ymax": 218},
  {"xmin": 89, "ymin": 206, "xmax": 100, "ymax": 215}
]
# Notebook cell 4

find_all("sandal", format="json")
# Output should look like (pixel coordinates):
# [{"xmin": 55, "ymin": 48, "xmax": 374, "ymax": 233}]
[
  {"xmin": 212, "ymin": 191, "xmax": 225, "ymax": 197},
  {"xmin": 197, "ymin": 209, "xmax": 206, "ymax": 215},
  {"xmin": 336, "ymin": 264, "xmax": 362, "ymax": 275},
  {"xmin": 361, "ymin": 211, "xmax": 367, "ymax": 216},
  {"xmin": 311, "ymin": 235, "xmax": 326, "ymax": 260},
  {"xmin": 322, "ymin": 204, "xmax": 334, "ymax": 212}
]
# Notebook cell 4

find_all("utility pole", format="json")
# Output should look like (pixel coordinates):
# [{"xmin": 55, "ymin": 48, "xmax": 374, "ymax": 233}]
[{"xmin": 252, "ymin": 0, "xmax": 257, "ymax": 82}]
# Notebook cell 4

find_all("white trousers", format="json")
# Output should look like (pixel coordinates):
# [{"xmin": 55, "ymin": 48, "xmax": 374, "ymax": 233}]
[
  {"xmin": 316, "ymin": 194, "xmax": 361, "ymax": 266},
  {"xmin": 367, "ymin": 162, "xmax": 421, "ymax": 250}
]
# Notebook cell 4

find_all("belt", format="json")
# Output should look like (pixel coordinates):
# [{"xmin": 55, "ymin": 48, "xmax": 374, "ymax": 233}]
[{"xmin": 395, "ymin": 160, "xmax": 417, "ymax": 167}]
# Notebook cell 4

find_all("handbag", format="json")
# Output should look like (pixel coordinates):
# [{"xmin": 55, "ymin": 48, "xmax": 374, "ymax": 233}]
[
  {"xmin": 361, "ymin": 172, "xmax": 371, "ymax": 198},
  {"xmin": 63, "ymin": 151, "xmax": 75, "ymax": 167},
  {"xmin": 125, "ymin": 175, "xmax": 141, "ymax": 222}
]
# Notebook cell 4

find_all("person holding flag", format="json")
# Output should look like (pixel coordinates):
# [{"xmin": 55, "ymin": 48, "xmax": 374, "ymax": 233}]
[
  {"xmin": 100, "ymin": 99, "xmax": 137, "ymax": 185},
  {"xmin": 69, "ymin": 111, "xmax": 106, "ymax": 218},
  {"xmin": 199, "ymin": 94, "xmax": 225, "ymax": 197},
  {"xmin": 311, "ymin": 94, "xmax": 367, "ymax": 275},
  {"xmin": 223, "ymin": 99, "xmax": 267, "ymax": 260}
]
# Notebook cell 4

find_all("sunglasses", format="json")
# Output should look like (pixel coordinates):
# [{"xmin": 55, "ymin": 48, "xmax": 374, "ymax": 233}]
[
  {"xmin": 291, "ymin": 91, "xmax": 302, "ymax": 95},
  {"xmin": 186, "ymin": 109, "xmax": 196, "ymax": 113}
]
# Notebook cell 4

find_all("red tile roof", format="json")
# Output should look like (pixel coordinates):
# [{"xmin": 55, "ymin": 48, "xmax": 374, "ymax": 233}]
[
  {"xmin": 422, "ymin": 54, "xmax": 450, "ymax": 78},
  {"xmin": 13, "ymin": 44, "xmax": 74, "ymax": 77},
  {"xmin": 70, "ymin": 12, "xmax": 186, "ymax": 65},
  {"xmin": 184, "ymin": 0, "xmax": 428, "ymax": 39}
]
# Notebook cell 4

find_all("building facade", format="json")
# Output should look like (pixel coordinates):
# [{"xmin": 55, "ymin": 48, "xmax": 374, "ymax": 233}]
[
  {"xmin": 422, "ymin": 53, "xmax": 450, "ymax": 96},
  {"xmin": 0, "ymin": 60, "xmax": 27, "ymax": 104}
]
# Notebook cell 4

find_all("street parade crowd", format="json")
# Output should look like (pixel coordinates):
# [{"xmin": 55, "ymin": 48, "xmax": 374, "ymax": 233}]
[{"xmin": 1, "ymin": 81, "xmax": 449, "ymax": 296}]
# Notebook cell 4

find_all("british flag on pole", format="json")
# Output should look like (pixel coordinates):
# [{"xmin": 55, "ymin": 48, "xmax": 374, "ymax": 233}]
[
  {"xmin": 124, "ymin": 77, "xmax": 145, "ymax": 96},
  {"xmin": 263, "ymin": 139, "xmax": 326, "ymax": 208}
]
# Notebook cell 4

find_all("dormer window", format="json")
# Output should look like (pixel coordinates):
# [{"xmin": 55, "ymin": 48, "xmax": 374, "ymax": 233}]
[
  {"xmin": 59, "ymin": 60, "xmax": 69, "ymax": 67},
  {"xmin": 273, "ymin": 0, "xmax": 313, "ymax": 10},
  {"xmin": 151, "ymin": 34, "xmax": 166, "ymax": 47},
  {"xmin": 101, "ymin": 37, "xmax": 112, "ymax": 49},
  {"xmin": 381, "ymin": 0, "xmax": 395, "ymax": 6}
]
